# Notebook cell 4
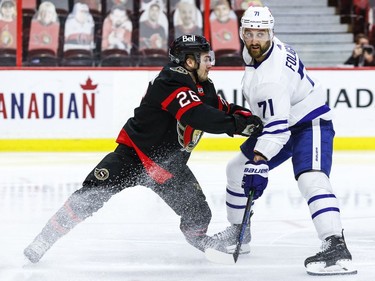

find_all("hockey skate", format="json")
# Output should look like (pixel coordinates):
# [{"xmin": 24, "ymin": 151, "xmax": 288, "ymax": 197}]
[
  {"xmin": 204, "ymin": 223, "xmax": 251, "ymax": 265},
  {"xmin": 212, "ymin": 223, "xmax": 251, "ymax": 254},
  {"xmin": 185, "ymin": 234, "xmax": 228, "ymax": 253},
  {"xmin": 305, "ymin": 231, "xmax": 357, "ymax": 275},
  {"xmin": 24, "ymin": 234, "xmax": 53, "ymax": 263}
]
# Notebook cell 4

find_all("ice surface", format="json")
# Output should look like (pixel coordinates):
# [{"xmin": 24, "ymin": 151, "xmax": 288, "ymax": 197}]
[{"xmin": 1, "ymin": 151, "xmax": 374, "ymax": 281}]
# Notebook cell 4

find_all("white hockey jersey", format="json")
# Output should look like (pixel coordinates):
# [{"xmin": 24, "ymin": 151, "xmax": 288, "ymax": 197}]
[{"xmin": 242, "ymin": 36, "xmax": 332, "ymax": 161}]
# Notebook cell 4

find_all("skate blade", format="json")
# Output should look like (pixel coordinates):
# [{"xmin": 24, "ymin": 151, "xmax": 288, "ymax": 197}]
[
  {"xmin": 306, "ymin": 260, "xmax": 358, "ymax": 276},
  {"xmin": 205, "ymin": 248, "xmax": 236, "ymax": 265}
]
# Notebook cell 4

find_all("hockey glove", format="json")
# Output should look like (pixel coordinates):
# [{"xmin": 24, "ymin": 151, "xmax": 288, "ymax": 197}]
[
  {"xmin": 233, "ymin": 114, "xmax": 263, "ymax": 137},
  {"xmin": 242, "ymin": 160, "xmax": 269, "ymax": 200}
]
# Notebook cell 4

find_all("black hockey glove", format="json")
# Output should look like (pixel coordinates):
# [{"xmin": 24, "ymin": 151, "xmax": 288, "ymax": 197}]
[{"xmin": 233, "ymin": 114, "xmax": 263, "ymax": 137}]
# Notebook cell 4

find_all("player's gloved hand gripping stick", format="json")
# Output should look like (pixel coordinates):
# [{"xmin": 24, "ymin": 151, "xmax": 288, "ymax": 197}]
[
  {"xmin": 205, "ymin": 159, "xmax": 268, "ymax": 264},
  {"xmin": 242, "ymin": 160, "xmax": 269, "ymax": 199}
]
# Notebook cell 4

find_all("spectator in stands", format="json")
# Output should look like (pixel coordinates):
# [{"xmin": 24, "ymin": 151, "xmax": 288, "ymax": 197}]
[
  {"xmin": 0, "ymin": 0, "xmax": 16, "ymax": 49},
  {"xmin": 210, "ymin": 0, "xmax": 240, "ymax": 52},
  {"xmin": 64, "ymin": 2, "xmax": 95, "ymax": 51},
  {"xmin": 28, "ymin": 1, "xmax": 60, "ymax": 54},
  {"xmin": 173, "ymin": 0, "xmax": 202, "ymax": 39},
  {"xmin": 102, "ymin": 5, "xmax": 132, "ymax": 53},
  {"xmin": 344, "ymin": 33, "xmax": 375, "ymax": 66},
  {"xmin": 140, "ymin": 0, "xmax": 166, "ymax": 13},
  {"xmin": 0, "ymin": 0, "xmax": 15, "ymax": 21},
  {"xmin": 139, "ymin": 1, "xmax": 168, "ymax": 51},
  {"xmin": 232, "ymin": 0, "xmax": 263, "ymax": 10}
]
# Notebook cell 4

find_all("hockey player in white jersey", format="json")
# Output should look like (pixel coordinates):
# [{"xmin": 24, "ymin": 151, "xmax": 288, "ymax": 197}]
[{"xmin": 211, "ymin": 6, "xmax": 357, "ymax": 275}]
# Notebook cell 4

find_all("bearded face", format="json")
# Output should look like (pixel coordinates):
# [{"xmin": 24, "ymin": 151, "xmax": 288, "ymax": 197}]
[{"xmin": 242, "ymin": 28, "xmax": 272, "ymax": 60}]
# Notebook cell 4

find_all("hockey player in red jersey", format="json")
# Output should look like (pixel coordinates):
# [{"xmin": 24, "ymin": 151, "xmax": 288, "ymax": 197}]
[{"xmin": 24, "ymin": 34, "xmax": 262, "ymax": 263}]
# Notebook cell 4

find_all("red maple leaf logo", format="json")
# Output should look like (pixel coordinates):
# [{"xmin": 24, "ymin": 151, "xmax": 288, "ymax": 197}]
[{"xmin": 81, "ymin": 77, "xmax": 98, "ymax": 90}]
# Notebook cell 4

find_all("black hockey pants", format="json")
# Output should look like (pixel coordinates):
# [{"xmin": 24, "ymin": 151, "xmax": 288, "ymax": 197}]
[{"xmin": 55, "ymin": 144, "xmax": 212, "ymax": 245}]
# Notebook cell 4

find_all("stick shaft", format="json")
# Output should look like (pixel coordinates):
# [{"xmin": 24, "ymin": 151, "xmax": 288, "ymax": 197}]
[{"xmin": 233, "ymin": 190, "xmax": 254, "ymax": 262}]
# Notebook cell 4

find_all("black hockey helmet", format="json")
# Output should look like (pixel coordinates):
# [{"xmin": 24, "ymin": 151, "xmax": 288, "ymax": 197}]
[{"xmin": 169, "ymin": 34, "xmax": 212, "ymax": 65}]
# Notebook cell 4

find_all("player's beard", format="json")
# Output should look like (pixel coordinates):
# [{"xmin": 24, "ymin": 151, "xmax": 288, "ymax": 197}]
[{"xmin": 247, "ymin": 40, "xmax": 271, "ymax": 61}]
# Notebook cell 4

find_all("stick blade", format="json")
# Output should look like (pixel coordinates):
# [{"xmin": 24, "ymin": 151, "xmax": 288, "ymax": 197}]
[{"xmin": 205, "ymin": 248, "xmax": 236, "ymax": 265}]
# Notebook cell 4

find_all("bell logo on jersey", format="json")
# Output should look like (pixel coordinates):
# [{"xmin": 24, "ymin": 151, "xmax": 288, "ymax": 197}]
[
  {"xmin": 182, "ymin": 35, "xmax": 195, "ymax": 42},
  {"xmin": 94, "ymin": 168, "xmax": 109, "ymax": 181}
]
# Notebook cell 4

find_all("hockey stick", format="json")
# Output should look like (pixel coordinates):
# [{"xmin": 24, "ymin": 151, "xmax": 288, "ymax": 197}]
[{"xmin": 205, "ymin": 190, "xmax": 254, "ymax": 264}]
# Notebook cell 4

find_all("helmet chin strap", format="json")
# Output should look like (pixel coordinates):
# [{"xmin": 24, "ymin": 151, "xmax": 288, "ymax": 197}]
[
  {"xmin": 183, "ymin": 64, "xmax": 200, "ymax": 83},
  {"xmin": 193, "ymin": 68, "xmax": 199, "ymax": 82},
  {"xmin": 184, "ymin": 57, "xmax": 200, "ymax": 83},
  {"xmin": 193, "ymin": 57, "xmax": 200, "ymax": 82},
  {"xmin": 263, "ymin": 40, "xmax": 273, "ymax": 56}
]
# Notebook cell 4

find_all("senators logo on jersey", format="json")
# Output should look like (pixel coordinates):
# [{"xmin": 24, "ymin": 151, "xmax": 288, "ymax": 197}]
[{"xmin": 94, "ymin": 168, "xmax": 110, "ymax": 181}]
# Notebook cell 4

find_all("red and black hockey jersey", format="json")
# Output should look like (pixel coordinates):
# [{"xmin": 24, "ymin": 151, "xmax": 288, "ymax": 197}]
[{"xmin": 116, "ymin": 63, "xmax": 236, "ymax": 183}]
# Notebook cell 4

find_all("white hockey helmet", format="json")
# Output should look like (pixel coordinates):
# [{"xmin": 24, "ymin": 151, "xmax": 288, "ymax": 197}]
[{"xmin": 240, "ymin": 6, "xmax": 274, "ymax": 41}]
